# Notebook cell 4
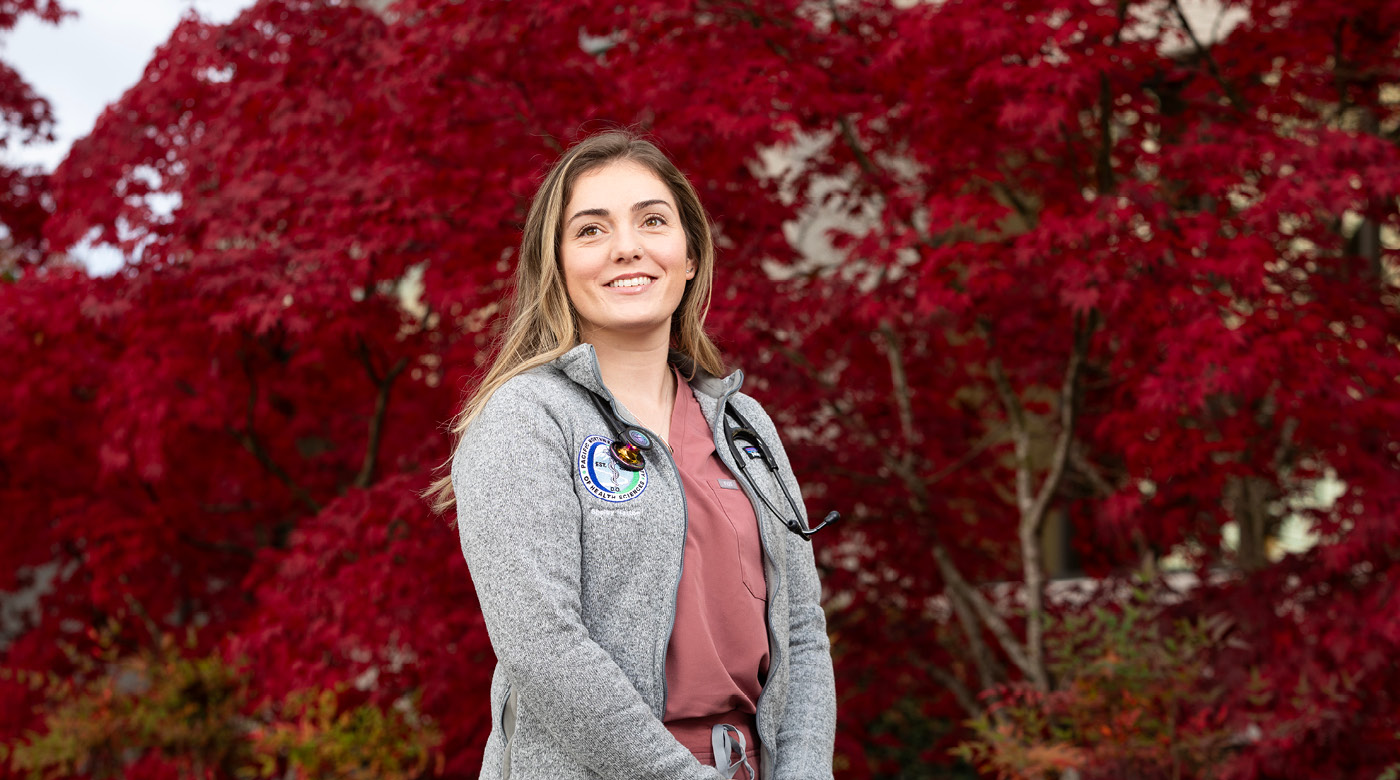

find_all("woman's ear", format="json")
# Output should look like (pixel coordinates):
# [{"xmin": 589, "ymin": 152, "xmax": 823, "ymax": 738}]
[{"xmin": 685, "ymin": 259, "xmax": 696, "ymax": 279}]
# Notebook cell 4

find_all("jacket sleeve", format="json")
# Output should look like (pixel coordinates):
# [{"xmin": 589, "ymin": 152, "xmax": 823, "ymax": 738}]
[
  {"xmin": 452, "ymin": 380, "xmax": 722, "ymax": 780},
  {"xmin": 747, "ymin": 400, "xmax": 838, "ymax": 780}
]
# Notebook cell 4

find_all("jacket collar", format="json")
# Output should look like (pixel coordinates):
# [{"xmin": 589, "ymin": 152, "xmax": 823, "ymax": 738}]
[{"xmin": 553, "ymin": 342, "xmax": 744, "ymax": 403}]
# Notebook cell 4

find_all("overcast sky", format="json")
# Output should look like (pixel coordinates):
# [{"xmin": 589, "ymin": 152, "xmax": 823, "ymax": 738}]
[
  {"xmin": 1, "ymin": 0, "xmax": 253, "ymax": 271},
  {"xmin": 3, "ymin": 0, "xmax": 254, "ymax": 173}
]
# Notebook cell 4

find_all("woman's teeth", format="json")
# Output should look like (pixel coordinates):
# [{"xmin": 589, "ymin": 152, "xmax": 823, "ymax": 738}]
[{"xmin": 607, "ymin": 277, "xmax": 652, "ymax": 288}]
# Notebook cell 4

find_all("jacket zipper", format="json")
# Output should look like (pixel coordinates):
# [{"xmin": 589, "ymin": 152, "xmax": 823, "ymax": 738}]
[
  {"xmin": 586, "ymin": 360, "xmax": 688, "ymax": 718},
  {"xmin": 652, "ymin": 429, "xmax": 687, "ymax": 717}
]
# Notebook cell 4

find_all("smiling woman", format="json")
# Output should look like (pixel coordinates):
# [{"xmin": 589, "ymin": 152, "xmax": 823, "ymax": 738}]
[{"xmin": 426, "ymin": 130, "xmax": 837, "ymax": 780}]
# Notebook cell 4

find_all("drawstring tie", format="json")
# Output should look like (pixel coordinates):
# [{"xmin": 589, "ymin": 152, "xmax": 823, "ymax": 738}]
[{"xmin": 711, "ymin": 724, "xmax": 756, "ymax": 780}]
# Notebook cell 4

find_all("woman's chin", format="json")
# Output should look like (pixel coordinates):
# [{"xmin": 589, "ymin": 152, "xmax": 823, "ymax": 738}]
[{"xmin": 581, "ymin": 318, "xmax": 675, "ymax": 344}]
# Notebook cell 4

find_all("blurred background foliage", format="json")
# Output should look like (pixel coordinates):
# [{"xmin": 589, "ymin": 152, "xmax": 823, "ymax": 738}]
[{"xmin": 2, "ymin": 0, "xmax": 1398, "ymax": 777}]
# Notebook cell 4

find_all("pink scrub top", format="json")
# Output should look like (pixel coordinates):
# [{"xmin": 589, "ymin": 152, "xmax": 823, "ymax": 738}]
[{"xmin": 662, "ymin": 368, "xmax": 770, "ymax": 772}]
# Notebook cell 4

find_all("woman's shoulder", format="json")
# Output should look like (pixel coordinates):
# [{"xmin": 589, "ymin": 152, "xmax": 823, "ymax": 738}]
[
  {"xmin": 487, "ymin": 363, "xmax": 576, "ymax": 405},
  {"xmin": 727, "ymin": 388, "xmax": 777, "ymax": 427},
  {"xmin": 462, "ymin": 365, "xmax": 583, "ymax": 441},
  {"xmin": 725, "ymin": 386, "xmax": 804, "ymax": 454}
]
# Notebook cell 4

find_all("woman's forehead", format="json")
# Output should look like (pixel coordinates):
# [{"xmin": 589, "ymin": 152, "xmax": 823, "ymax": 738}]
[{"xmin": 567, "ymin": 161, "xmax": 675, "ymax": 209}]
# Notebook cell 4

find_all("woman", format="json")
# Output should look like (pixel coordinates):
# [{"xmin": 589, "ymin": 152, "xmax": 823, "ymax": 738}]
[{"xmin": 431, "ymin": 130, "xmax": 835, "ymax": 780}]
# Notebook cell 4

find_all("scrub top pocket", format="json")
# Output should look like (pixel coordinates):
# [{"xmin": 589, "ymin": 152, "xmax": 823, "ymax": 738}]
[{"xmin": 707, "ymin": 480, "xmax": 768, "ymax": 602}]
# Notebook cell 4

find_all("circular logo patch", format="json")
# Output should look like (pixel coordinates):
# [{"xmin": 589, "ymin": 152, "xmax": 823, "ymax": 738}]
[{"xmin": 578, "ymin": 435, "xmax": 648, "ymax": 503}]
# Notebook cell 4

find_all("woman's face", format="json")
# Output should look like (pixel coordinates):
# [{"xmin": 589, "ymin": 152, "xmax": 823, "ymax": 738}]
[{"xmin": 559, "ymin": 160, "xmax": 694, "ymax": 342}]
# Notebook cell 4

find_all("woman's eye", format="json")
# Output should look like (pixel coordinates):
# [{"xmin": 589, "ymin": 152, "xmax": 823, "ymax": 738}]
[
  {"xmin": 577, "ymin": 225, "xmax": 601, "ymax": 238},
  {"xmin": 643, "ymin": 215, "xmax": 666, "ymax": 228}
]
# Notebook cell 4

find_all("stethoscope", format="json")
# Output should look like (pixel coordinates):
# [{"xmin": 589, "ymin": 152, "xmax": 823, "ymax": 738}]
[{"xmin": 587, "ymin": 391, "xmax": 839, "ymax": 540}]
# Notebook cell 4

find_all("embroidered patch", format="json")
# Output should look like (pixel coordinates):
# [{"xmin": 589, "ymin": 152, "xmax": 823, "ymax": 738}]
[
  {"xmin": 578, "ymin": 435, "xmax": 648, "ymax": 503},
  {"xmin": 718, "ymin": 479, "xmax": 740, "ymax": 490}
]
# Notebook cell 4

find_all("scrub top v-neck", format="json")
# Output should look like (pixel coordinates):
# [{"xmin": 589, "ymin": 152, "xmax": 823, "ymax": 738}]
[{"xmin": 661, "ymin": 367, "xmax": 770, "ymax": 767}]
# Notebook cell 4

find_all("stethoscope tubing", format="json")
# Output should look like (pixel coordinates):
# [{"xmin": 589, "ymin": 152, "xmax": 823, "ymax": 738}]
[
  {"xmin": 587, "ymin": 388, "xmax": 838, "ymax": 540},
  {"xmin": 722, "ymin": 404, "xmax": 838, "ymax": 540}
]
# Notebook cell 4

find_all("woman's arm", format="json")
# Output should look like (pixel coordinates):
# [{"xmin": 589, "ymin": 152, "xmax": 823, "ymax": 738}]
[
  {"xmin": 453, "ymin": 380, "xmax": 721, "ymax": 780},
  {"xmin": 773, "ymin": 531, "xmax": 838, "ymax": 780}
]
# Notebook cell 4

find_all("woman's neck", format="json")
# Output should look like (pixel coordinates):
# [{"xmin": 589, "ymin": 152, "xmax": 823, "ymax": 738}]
[
  {"xmin": 590, "ymin": 339, "xmax": 672, "ymax": 405},
  {"xmin": 586, "ymin": 330, "xmax": 677, "ymax": 436}
]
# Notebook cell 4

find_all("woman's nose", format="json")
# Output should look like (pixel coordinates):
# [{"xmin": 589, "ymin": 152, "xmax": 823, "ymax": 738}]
[{"xmin": 612, "ymin": 233, "xmax": 643, "ymax": 261}]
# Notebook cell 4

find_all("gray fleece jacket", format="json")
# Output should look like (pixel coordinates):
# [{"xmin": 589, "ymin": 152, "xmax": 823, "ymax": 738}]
[{"xmin": 451, "ymin": 343, "xmax": 836, "ymax": 780}]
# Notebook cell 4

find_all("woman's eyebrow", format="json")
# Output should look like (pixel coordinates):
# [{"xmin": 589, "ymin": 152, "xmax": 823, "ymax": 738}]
[
  {"xmin": 631, "ymin": 198, "xmax": 673, "ymax": 213},
  {"xmin": 566, "ymin": 199, "xmax": 675, "ymax": 227},
  {"xmin": 567, "ymin": 207, "xmax": 609, "ymax": 225}
]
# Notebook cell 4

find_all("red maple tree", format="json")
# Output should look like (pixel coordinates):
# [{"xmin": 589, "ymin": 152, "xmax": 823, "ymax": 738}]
[
  {"xmin": 0, "ymin": 0, "xmax": 67, "ymax": 267},
  {"xmin": 4, "ymin": 1, "xmax": 1398, "ymax": 778}
]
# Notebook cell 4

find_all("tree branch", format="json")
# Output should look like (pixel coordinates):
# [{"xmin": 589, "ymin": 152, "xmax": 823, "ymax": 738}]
[
  {"xmin": 987, "ymin": 315, "xmax": 1092, "ymax": 690},
  {"xmin": 879, "ymin": 322, "xmax": 918, "ymax": 447},
  {"xmin": 178, "ymin": 532, "xmax": 256, "ymax": 559},
  {"xmin": 1168, "ymin": 0, "xmax": 1244, "ymax": 110},
  {"xmin": 1328, "ymin": 20, "xmax": 1352, "ymax": 124},
  {"xmin": 836, "ymin": 116, "xmax": 947, "ymax": 253},
  {"xmin": 1070, "ymin": 444, "xmax": 1117, "ymax": 497},
  {"xmin": 825, "ymin": 0, "xmax": 853, "ymax": 36},
  {"xmin": 990, "ymin": 175, "xmax": 1036, "ymax": 224},
  {"xmin": 353, "ymin": 338, "xmax": 409, "ymax": 489},
  {"xmin": 1096, "ymin": 73, "xmax": 1117, "ymax": 196},
  {"xmin": 231, "ymin": 351, "xmax": 321, "ymax": 515},
  {"xmin": 923, "ymin": 428, "xmax": 1003, "ymax": 487},
  {"xmin": 838, "ymin": 115, "xmax": 881, "ymax": 181},
  {"xmin": 1110, "ymin": 0, "xmax": 1129, "ymax": 47},
  {"xmin": 1032, "ymin": 316, "xmax": 1090, "ymax": 529},
  {"xmin": 820, "ymin": 391, "xmax": 1037, "ymax": 685},
  {"xmin": 773, "ymin": 340, "xmax": 1023, "ymax": 688},
  {"xmin": 921, "ymin": 655, "xmax": 984, "ymax": 718},
  {"xmin": 1057, "ymin": 120, "xmax": 1091, "ymax": 195},
  {"xmin": 988, "ymin": 358, "xmax": 1034, "ymax": 515},
  {"xmin": 939, "ymin": 570, "xmax": 1006, "ymax": 691},
  {"xmin": 122, "ymin": 592, "xmax": 163, "ymax": 644},
  {"xmin": 931, "ymin": 544, "xmax": 1037, "ymax": 681}
]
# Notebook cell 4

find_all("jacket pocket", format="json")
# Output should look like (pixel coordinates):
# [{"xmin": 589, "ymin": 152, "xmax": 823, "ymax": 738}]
[
  {"xmin": 501, "ymin": 686, "xmax": 517, "ymax": 780},
  {"xmin": 578, "ymin": 507, "xmax": 668, "ymax": 653},
  {"xmin": 578, "ymin": 508, "xmax": 647, "ymax": 590}
]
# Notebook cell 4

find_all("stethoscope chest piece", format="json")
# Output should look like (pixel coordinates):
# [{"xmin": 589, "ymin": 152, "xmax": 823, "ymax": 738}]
[
  {"xmin": 609, "ymin": 435, "xmax": 648, "ymax": 472},
  {"xmin": 623, "ymin": 428, "xmax": 654, "ymax": 450},
  {"xmin": 588, "ymin": 391, "xmax": 654, "ymax": 472}
]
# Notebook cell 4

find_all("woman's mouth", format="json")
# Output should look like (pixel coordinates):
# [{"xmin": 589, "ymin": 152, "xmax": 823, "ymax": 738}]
[{"xmin": 605, "ymin": 276, "xmax": 654, "ymax": 288}]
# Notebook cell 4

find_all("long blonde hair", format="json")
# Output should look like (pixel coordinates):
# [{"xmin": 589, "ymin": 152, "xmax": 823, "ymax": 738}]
[{"xmin": 425, "ymin": 130, "xmax": 726, "ymax": 513}]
